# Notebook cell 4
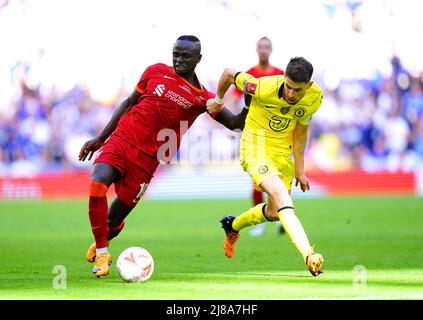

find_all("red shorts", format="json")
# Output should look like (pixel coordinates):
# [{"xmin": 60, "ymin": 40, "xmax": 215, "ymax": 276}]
[{"xmin": 94, "ymin": 134, "xmax": 159, "ymax": 208}]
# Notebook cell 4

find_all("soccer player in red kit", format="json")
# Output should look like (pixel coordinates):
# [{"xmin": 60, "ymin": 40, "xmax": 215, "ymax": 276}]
[
  {"xmin": 231, "ymin": 37, "xmax": 284, "ymax": 102},
  {"xmin": 231, "ymin": 37, "xmax": 285, "ymax": 236},
  {"xmin": 78, "ymin": 35, "xmax": 248, "ymax": 277}
]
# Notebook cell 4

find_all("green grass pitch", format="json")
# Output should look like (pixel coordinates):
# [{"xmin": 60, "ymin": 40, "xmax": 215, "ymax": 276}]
[{"xmin": 0, "ymin": 196, "xmax": 422, "ymax": 300}]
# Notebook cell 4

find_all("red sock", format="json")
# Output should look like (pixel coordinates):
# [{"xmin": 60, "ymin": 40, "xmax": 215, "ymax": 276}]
[
  {"xmin": 252, "ymin": 188, "xmax": 263, "ymax": 205},
  {"xmin": 107, "ymin": 220, "xmax": 125, "ymax": 241},
  {"xmin": 88, "ymin": 181, "xmax": 109, "ymax": 249}
]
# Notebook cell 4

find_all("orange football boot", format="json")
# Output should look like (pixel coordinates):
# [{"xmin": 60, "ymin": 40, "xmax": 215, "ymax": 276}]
[
  {"xmin": 220, "ymin": 215, "xmax": 240, "ymax": 258},
  {"xmin": 86, "ymin": 241, "xmax": 112, "ymax": 265}
]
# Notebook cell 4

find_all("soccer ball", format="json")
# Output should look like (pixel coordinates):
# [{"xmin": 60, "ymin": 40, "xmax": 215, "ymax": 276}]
[{"xmin": 116, "ymin": 246, "xmax": 154, "ymax": 283}]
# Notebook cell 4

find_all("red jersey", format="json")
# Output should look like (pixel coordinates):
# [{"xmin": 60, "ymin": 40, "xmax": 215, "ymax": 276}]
[
  {"xmin": 247, "ymin": 65, "xmax": 284, "ymax": 78},
  {"xmin": 112, "ymin": 63, "xmax": 213, "ymax": 162},
  {"xmin": 232, "ymin": 65, "xmax": 284, "ymax": 99}
]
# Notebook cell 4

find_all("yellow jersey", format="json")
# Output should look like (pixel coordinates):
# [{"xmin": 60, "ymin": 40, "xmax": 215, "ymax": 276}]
[{"xmin": 234, "ymin": 72, "xmax": 323, "ymax": 155}]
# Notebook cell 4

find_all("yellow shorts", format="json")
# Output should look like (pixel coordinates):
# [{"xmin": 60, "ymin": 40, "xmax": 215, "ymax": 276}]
[{"xmin": 240, "ymin": 141, "xmax": 294, "ymax": 192}]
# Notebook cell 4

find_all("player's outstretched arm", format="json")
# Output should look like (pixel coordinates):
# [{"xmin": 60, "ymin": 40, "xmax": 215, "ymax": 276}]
[
  {"xmin": 207, "ymin": 68, "xmax": 238, "ymax": 114},
  {"xmin": 216, "ymin": 68, "xmax": 237, "ymax": 98},
  {"xmin": 212, "ymin": 106, "xmax": 249, "ymax": 131},
  {"xmin": 293, "ymin": 122, "xmax": 310, "ymax": 192},
  {"xmin": 78, "ymin": 90, "xmax": 141, "ymax": 161}
]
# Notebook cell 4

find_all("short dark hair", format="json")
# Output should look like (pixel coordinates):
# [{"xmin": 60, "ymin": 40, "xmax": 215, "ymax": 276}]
[
  {"xmin": 285, "ymin": 57, "xmax": 313, "ymax": 83},
  {"xmin": 176, "ymin": 35, "xmax": 201, "ymax": 52},
  {"xmin": 177, "ymin": 35, "xmax": 200, "ymax": 41},
  {"xmin": 258, "ymin": 36, "xmax": 271, "ymax": 43}
]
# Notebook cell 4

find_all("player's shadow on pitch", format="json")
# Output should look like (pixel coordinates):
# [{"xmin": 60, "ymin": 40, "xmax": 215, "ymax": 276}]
[
  {"xmin": 220, "ymin": 272, "xmax": 310, "ymax": 279},
  {"xmin": 253, "ymin": 273, "xmax": 310, "ymax": 278}
]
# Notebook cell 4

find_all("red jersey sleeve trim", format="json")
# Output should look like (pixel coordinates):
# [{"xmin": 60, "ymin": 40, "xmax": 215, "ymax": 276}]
[{"xmin": 135, "ymin": 86, "xmax": 145, "ymax": 94}]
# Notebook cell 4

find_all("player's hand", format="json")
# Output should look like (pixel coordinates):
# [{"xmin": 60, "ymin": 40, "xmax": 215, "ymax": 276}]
[
  {"xmin": 78, "ymin": 137, "xmax": 104, "ymax": 161},
  {"xmin": 206, "ymin": 98, "xmax": 223, "ymax": 114},
  {"xmin": 295, "ymin": 173, "xmax": 310, "ymax": 192}
]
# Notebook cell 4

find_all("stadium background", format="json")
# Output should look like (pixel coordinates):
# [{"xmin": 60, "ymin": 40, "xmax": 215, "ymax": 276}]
[{"xmin": 1, "ymin": 0, "xmax": 422, "ymax": 200}]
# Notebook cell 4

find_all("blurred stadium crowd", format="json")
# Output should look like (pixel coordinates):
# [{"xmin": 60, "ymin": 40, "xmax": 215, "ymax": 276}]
[
  {"xmin": 308, "ymin": 57, "xmax": 423, "ymax": 173},
  {"xmin": 1, "ymin": 0, "xmax": 422, "ymax": 176}
]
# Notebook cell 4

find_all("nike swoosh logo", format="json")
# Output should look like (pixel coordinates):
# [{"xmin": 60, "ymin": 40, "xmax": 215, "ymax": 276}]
[
  {"xmin": 164, "ymin": 75, "xmax": 176, "ymax": 80},
  {"xmin": 265, "ymin": 105, "xmax": 275, "ymax": 108}
]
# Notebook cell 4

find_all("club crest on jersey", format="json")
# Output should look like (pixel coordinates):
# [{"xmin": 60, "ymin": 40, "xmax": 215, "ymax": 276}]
[
  {"xmin": 153, "ymin": 84, "xmax": 165, "ymax": 96},
  {"xmin": 258, "ymin": 165, "xmax": 268, "ymax": 174},
  {"xmin": 243, "ymin": 80, "xmax": 257, "ymax": 94},
  {"xmin": 294, "ymin": 107, "xmax": 306, "ymax": 118},
  {"xmin": 269, "ymin": 116, "xmax": 291, "ymax": 132},
  {"xmin": 280, "ymin": 106, "xmax": 290, "ymax": 115}
]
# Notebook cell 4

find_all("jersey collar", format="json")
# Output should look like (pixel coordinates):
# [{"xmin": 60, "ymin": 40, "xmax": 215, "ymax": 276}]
[
  {"xmin": 172, "ymin": 69, "xmax": 204, "ymax": 93},
  {"xmin": 278, "ymin": 82, "xmax": 284, "ymax": 99}
]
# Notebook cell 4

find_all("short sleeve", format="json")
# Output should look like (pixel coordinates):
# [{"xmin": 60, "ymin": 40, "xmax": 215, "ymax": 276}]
[
  {"xmin": 135, "ymin": 64, "xmax": 158, "ymax": 94},
  {"xmin": 298, "ymin": 92, "xmax": 323, "ymax": 125},
  {"xmin": 234, "ymin": 72, "xmax": 259, "ymax": 96}
]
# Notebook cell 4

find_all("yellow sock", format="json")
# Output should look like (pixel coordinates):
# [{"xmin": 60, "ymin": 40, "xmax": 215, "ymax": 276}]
[
  {"xmin": 232, "ymin": 203, "xmax": 268, "ymax": 232},
  {"xmin": 278, "ymin": 207, "xmax": 313, "ymax": 261}
]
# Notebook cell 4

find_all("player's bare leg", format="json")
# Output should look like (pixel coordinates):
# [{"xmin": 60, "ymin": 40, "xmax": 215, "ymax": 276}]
[
  {"xmin": 260, "ymin": 175, "xmax": 324, "ymax": 276},
  {"xmin": 107, "ymin": 197, "xmax": 133, "ymax": 229}
]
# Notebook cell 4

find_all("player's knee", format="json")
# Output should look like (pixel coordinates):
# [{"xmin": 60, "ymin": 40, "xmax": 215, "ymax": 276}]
[
  {"xmin": 92, "ymin": 163, "xmax": 119, "ymax": 186},
  {"xmin": 89, "ymin": 180, "xmax": 108, "ymax": 197},
  {"xmin": 91, "ymin": 173, "xmax": 112, "ymax": 186},
  {"xmin": 267, "ymin": 188, "xmax": 286, "ymax": 203},
  {"xmin": 267, "ymin": 183, "xmax": 291, "ymax": 204}
]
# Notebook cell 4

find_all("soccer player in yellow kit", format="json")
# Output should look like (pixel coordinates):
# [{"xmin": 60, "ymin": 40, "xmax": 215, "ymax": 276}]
[{"xmin": 208, "ymin": 57, "xmax": 324, "ymax": 276}]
